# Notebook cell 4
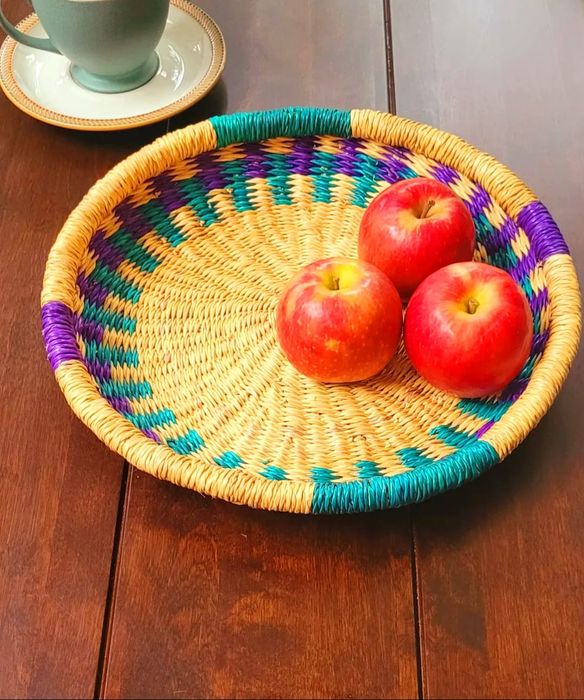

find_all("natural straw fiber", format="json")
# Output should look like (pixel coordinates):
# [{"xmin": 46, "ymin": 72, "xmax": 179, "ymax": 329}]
[{"xmin": 41, "ymin": 108, "xmax": 581, "ymax": 513}]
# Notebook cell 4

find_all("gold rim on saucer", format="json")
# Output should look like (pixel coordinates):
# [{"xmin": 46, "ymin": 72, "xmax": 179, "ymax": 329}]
[{"xmin": 0, "ymin": 0, "xmax": 225, "ymax": 131}]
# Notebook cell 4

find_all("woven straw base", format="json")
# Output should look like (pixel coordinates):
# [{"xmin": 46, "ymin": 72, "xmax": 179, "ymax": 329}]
[
  {"xmin": 134, "ymin": 200, "xmax": 465, "ymax": 481},
  {"xmin": 41, "ymin": 108, "xmax": 581, "ymax": 513}
]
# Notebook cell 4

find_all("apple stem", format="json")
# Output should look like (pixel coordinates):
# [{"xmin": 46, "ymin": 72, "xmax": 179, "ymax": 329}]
[
  {"xmin": 331, "ymin": 277, "xmax": 340, "ymax": 291},
  {"xmin": 419, "ymin": 199, "xmax": 436, "ymax": 219},
  {"xmin": 466, "ymin": 298, "xmax": 480, "ymax": 314}
]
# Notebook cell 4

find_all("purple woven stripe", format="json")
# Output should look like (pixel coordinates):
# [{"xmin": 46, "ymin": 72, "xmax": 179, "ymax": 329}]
[
  {"xmin": 481, "ymin": 217, "xmax": 517, "ymax": 256},
  {"xmin": 77, "ymin": 272, "xmax": 108, "ymax": 307},
  {"xmin": 85, "ymin": 358, "xmax": 111, "ymax": 383},
  {"xmin": 143, "ymin": 428, "xmax": 160, "ymax": 442},
  {"xmin": 474, "ymin": 420, "xmax": 495, "ymax": 439},
  {"xmin": 432, "ymin": 163, "xmax": 460, "ymax": 186},
  {"xmin": 467, "ymin": 185, "xmax": 492, "ymax": 218},
  {"xmin": 532, "ymin": 329, "xmax": 550, "ymax": 356},
  {"xmin": 75, "ymin": 316, "xmax": 104, "ymax": 345},
  {"xmin": 115, "ymin": 200, "xmax": 154, "ymax": 240},
  {"xmin": 89, "ymin": 230, "xmax": 126, "ymax": 270},
  {"xmin": 242, "ymin": 141, "xmax": 270, "ymax": 179},
  {"xmin": 283, "ymin": 137, "xmax": 410, "ymax": 182},
  {"xmin": 290, "ymin": 136, "xmax": 365, "ymax": 178},
  {"xmin": 328, "ymin": 139, "xmax": 440, "ymax": 184},
  {"xmin": 335, "ymin": 138, "xmax": 361, "ymax": 176},
  {"xmin": 289, "ymin": 137, "xmax": 316, "ymax": 176},
  {"xmin": 378, "ymin": 145, "xmax": 412, "ymax": 183},
  {"xmin": 150, "ymin": 172, "xmax": 190, "ymax": 214},
  {"xmin": 108, "ymin": 395, "xmax": 132, "ymax": 413},
  {"xmin": 531, "ymin": 286, "xmax": 549, "ymax": 313},
  {"xmin": 501, "ymin": 376, "xmax": 530, "ymax": 403},
  {"xmin": 499, "ymin": 217, "xmax": 519, "ymax": 245},
  {"xmin": 41, "ymin": 301, "xmax": 82, "ymax": 371},
  {"xmin": 509, "ymin": 250, "xmax": 538, "ymax": 285},
  {"xmin": 166, "ymin": 136, "xmax": 419, "ymax": 197},
  {"xmin": 377, "ymin": 146, "xmax": 406, "ymax": 184},
  {"xmin": 517, "ymin": 200, "xmax": 569, "ymax": 260},
  {"xmin": 193, "ymin": 152, "xmax": 229, "ymax": 191}
]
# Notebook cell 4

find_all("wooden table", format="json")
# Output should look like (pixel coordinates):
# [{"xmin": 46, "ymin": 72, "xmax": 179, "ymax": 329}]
[{"xmin": 1, "ymin": 1, "xmax": 582, "ymax": 698}]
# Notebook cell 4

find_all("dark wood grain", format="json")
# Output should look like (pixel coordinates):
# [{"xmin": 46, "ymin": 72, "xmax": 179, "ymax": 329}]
[
  {"xmin": 391, "ymin": 1, "xmax": 584, "ymax": 697},
  {"xmin": 101, "ymin": 2, "xmax": 418, "ymax": 699},
  {"xmin": 0, "ymin": 2, "xmax": 169, "ymax": 696},
  {"xmin": 197, "ymin": 0, "xmax": 389, "ymax": 114},
  {"xmin": 105, "ymin": 478, "xmax": 416, "ymax": 700}
]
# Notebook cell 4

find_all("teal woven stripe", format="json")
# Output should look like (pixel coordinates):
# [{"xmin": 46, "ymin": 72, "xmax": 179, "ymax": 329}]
[
  {"xmin": 167, "ymin": 428, "xmax": 205, "ymax": 455},
  {"xmin": 475, "ymin": 214, "xmax": 537, "ymax": 293},
  {"xmin": 124, "ymin": 408, "xmax": 176, "ymax": 431},
  {"xmin": 522, "ymin": 275, "xmax": 536, "ymax": 301},
  {"xmin": 472, "ymin": 212, "xmax": 495, "ymax": 243},
  {"xmin": 311, "ymin": 150, "xmax": 338, "ymax": 204},
  {"xmin": 176, "ymin": 178, "xmax": 222, "ymax": 224},
  {"xmin": 430, "ymin": 425, "xmax": 476, "ymax": 449},
  {"xmin": 311, "ymin": 441, "xmax": 499, "ymax": 513},
  {"xmin": 351, "ymin": 157, "xmax": 386, "ymax": 208},
  {"xmin": 519, "ymin": 353, "xmax": 539, "ymax": 377},
  {"xmin": 81, "ymin": 301, "xmax": 136, "ymax": 334},
  {"xmin": 458, "ymin": 398, "xmax": 510, "ymax": 421},
  {"xmin": 210, "ymin": 107, "xmax": 352, "ymax": 148},
  {"xmin": 310, "ymin": 467, "xmax": 339, "ymax": 483},
  {"xmin": 398, "ymin": 165, "xmax": 418, "ymax": 180},
  {"xmin": 260, "ymin": 465, "xmax": 288, "ymax": 481},
  {"xmin": 355, "ymin": 460, "xmax": 381, "ymax": 478},
  {"xmin": 219, "ymin": 157, "xmax": 254, "ymax": 212},
  {"xmin": 350, "ymin": 151, "xmax": 417, "ymax": 208},
  {"xmin": 99, "ymin": 379, "xmax": 152, "ymax": 400},
  {"xmin": 214, "ymin": 450, "xmax": 244, "ymax": 468},
  {"xmin": 84, "ymin": 341, "xmax": 139, "ymax": 368},
  {"xmin": 489, "ymin": 248, "xmax": 518, "ymax": 276},
  {"xmin": 140, "ymin": 200, "xmax": 187, "ymax": 247},
  {"xmin": 396, "ymin": 448, "xmax": 434, "ymax": 469},
  {"xmin": 265, "ymin": 152, "xmax": 293, "ymax": 206},
  {"xmin": 87, "ymin": 261, "xmax": 142, "ymax": 303},
  {"xmin": 109, "ymin": 228, "xmax": 161, "ymax": 273}
]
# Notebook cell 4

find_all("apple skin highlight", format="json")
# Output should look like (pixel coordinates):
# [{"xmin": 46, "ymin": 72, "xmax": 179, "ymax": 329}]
[
  {"xmin": 404, "ymin": 261, "xmax": 534, "ymax": 398},
  {"xmin": 359, "ymin": 177, "xmax": 476, "ymax": 300},
  {"xmin": 276, "ymin": 257, "xmax": 403, "ymax": 383}
]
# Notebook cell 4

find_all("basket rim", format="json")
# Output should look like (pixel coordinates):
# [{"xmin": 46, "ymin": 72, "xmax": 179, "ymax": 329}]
[{"xmin": 41, "ymin": 107, "xmax": 582, "ymax": 513}]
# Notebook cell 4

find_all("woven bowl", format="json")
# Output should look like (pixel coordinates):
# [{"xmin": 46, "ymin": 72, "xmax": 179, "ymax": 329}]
[{"xmin": 41, "ymin": 108, "xmax": 581, "ymax": 513}]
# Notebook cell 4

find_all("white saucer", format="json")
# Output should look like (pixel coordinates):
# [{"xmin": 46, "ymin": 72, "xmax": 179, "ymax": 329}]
[{"xmin": 0, "ymin": 0, "xmax": 225, "ymax": 131}]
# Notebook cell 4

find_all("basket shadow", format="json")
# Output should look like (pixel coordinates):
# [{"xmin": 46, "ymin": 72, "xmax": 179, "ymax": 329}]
[
  {"xmin": 136, "ymin": 465, "xmax": 412, "ymax": 564},
  {"xmin": 410, "ymin": 363, "xmax": 582, "ymax": 547}
]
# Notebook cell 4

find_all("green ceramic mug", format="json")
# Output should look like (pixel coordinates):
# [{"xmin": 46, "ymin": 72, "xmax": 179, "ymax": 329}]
[{"xmin": 0, "ymin": 0, "xmax": 170, "ymax": 93}]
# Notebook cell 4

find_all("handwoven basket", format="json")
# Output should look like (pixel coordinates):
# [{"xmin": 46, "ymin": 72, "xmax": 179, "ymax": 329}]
[{"xmin": 41, "ymin": 108, "xmax": 581, "ymax": 514}]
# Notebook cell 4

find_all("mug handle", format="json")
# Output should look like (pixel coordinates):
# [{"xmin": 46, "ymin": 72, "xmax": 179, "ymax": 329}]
[{"xmin": 0, "ymin": 2, "xmax": 60, "ymax": 54}]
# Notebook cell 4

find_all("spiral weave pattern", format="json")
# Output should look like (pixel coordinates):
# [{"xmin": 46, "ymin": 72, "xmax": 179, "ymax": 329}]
[{"xmin": 41, "ymin": 108, "xmax": 581, "ymax": 513}]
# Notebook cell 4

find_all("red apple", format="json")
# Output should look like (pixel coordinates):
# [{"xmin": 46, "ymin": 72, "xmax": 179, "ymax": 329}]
[
  {"xmin": 359, "ymin": 177, "xmax": 476, "ymax": 300},
  {"xmin": 404, "ymin": 262, "xmax": 533, "ymax": 398},
  {"xmin": 276, "ymin": 257, "xmax": 402, "ymax": 383}
]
